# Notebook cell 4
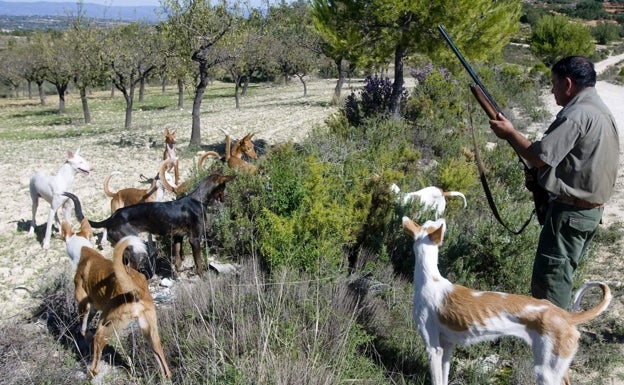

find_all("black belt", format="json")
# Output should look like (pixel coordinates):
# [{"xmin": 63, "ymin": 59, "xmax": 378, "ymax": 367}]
[{"xmin": 555, "ymin": 196, "xmax": 603, "ymax": 209}]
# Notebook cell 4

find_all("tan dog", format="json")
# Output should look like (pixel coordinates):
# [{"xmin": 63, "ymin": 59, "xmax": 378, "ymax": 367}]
[
  {"xmin": 103, "ymin": 171, "xmax": 166, "ymax": 214},
  {"xmin": 61, "ymin": 196, "xmax": 171, "ymax": 378},
  {"xmin": 163, "ymin": 128, "xmax": 179, "ymax": 185},
  {"xmin": 403, "ymin": 216, "xmax": 611, "ymax": 385},
  {"xmin": 198, "ymin": 129, "xmax": 258, "ymax": 173}
]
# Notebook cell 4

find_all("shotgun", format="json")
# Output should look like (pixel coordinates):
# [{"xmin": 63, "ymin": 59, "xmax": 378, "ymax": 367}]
[
  {"xmin": 437, "ymin": 24, "xmax": 501, "ymax": 120},
  {"xmin": 437, "ymin": 24, "xmax": 549, "ymax": 226}
]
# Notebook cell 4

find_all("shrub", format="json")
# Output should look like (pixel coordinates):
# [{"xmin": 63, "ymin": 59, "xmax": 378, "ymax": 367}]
[
  {"xmin": 530, "ymin": 14, "xmax": 595, "ymax": 66},
  {"xmin": 344, "ymin": 75, "xmax": 408, "ymax": 126},
  {"xmin": 592, "ymin": 21, "xmax": 621, "ymax": 45}
]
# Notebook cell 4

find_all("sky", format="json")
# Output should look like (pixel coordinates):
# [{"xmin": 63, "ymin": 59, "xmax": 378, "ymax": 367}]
[{"xmin": 2, "ymin": 0, "xmax": 161, "ymax": 5}]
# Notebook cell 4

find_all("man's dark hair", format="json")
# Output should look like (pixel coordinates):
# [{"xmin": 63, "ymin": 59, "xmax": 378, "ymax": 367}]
[{"xmin": 551, "ymin": 56, "xmax": 596, "ymax": 88}]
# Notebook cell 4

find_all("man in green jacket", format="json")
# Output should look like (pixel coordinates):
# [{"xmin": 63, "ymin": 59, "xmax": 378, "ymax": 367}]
[{"xmin": 489, "ymin": 55, "xmax": 619, "ymax": 309}]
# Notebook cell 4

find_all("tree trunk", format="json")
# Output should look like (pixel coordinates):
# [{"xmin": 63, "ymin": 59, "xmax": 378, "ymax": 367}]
[
  {"xmin": 37, "ymin": 82, "xmax": 46, "ymax": 106},
  {"xmin": 333, "ymin": 57, "xmax": 346, "ymax": 104},
  {"xmin": 80, "ymin": 86, "xmax": 91, "ymax": 124},
  {"xmin": 177, "ymin": 78, "xmax": 184, "ymax": 110},
  {"xmin": 139, "ymin": 78, "xmax": 145, "ymax": 102},
  {"xmin": 241, "ymin": 75, "xmax": 249, "ymax": 96},
  {"xmin": 296, "ymin": 74, "xmax": 307, "ymax": 97},
  {"xmin": 390, "ymin": 45, "xmax": 406, "ymax": 117},
  {"xmin": 161, "ymin": 74, "xmax": 167, "ymax": 93},
  {"xmin": 190, "ymin": 62, "xmax": 210, "ymax": 146},
  {"xmin": 123, "ymin": 86, "xmax": 134, "ymax": 129},
  {"xmin": 27, "ymin": 81, "xmax": 32, "ymax": 99},
  {"xmin": 110, "ymin": 82, "xmax": 115, "ymax": 98},
  {"xmin": 56, "ymin": 84, "xmax": 67, "ymax": 113},
  {"xmin": 234, "ymin": 79, "xmax": 240, "ymax": 109}
]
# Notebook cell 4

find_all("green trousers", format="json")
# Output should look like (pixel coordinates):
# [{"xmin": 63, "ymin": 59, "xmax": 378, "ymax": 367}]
[{"xmin": 531, "ymin": 201, "xmax": 603, "ymax": 310}]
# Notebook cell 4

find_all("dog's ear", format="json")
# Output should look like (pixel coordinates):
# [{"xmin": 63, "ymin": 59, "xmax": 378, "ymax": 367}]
[
  {"xmin": 427, "ymin": 223, "xmax": 445, "ymax": 245},
  {"xmin": 61, "ymin": 220, "xmax": 74, "ymax": 240},
  {"xmin": 214, "ymin": 174, "xmax": 236, "ymax": 184},
  {"xmin": 402, "ymin": 216, "xmax": 420, "ymax": 238},
  {"xmin": 78, "ymin": 218, "xmax": 94, "ymax": 240}
]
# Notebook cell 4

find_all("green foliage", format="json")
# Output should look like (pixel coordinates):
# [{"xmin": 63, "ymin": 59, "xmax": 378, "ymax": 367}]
[
  {"xmin": 592, "ymin": 21, "xmax": 622, "ymax": 45},
  {"xmin": 438, "ymin": 156, "xmax": 478, "ymax": 193},
  {"xmin": 520, "ymin": 2, "xmax": 550, "ymax": 26},
  {"xmin": 566, "ymin": 0, "xmax": 608, "ymax": 20},
  {"xmin": 530, "ymin": 14, "xmax": 595, "ymax": 67}
]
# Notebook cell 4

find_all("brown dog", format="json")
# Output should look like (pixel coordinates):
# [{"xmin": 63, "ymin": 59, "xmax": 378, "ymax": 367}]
[
  {"xmin": 103, "ymin": 171, "xmax": 165, "ymax": 214},
  {"xmin": 198, "ymin": 130, "xmax": 258, "ymax": 174},
  {"xmin": 163, "ymin": 128, "xmax": 179, "ymax": 185},
  {"xmin": 61, "ymin": 191, "xmax": 171, "ymax": 378},
  {"xmin": 68, "ymin": 231, "xmax": 172, "ymax": 378}
]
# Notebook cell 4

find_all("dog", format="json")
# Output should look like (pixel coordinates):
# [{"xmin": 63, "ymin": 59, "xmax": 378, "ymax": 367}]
[
  {"xmin": 61, "ymin": 192, "xmax": 94, "ymax": 271},
  {"xmin": 391, "ymin": 184, "xmax": 466, "ymax": 218},
  {"xmin": 28, "ymin": 148, "xmax": 91, "ymax": 249},
  {"xmin": 67, "ymin": 229, "xmax": 171, "ymax": 379},
  {"xmin": 163, "ymin": 128, "xmax": 179, "ymax": 185},
  {"xmin": 198, "ymin": 129, "xmax": 258, "ymax": 173},
  {"xmin": 103, "ymin": 171, "xmax": 167, "ymax": 214},
  {"xmin": 402, "ymin": 216, "xmax": 611, "ymax": 385},
  {"xmin": 88, "ymin": 172, "xmax": 235, "ymax": 275}
]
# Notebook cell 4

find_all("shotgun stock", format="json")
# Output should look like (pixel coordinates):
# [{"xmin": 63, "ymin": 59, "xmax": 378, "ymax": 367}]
[{"xmin": 470, "ymin": 84, "xmax": 499, "ymax": 120}]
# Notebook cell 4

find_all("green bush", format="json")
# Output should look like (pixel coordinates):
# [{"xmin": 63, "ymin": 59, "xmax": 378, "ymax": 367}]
[
  {"xmin": 530, "ymin": 14, "xmax": 595, "ymax": 66},
  {"xmin": 592, "ymin": 21, "xmax": 621, "ymax": 45}
]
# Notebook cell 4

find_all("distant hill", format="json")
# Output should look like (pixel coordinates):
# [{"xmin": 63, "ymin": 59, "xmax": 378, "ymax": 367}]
[{"xmin": 0, "ymin": 1, "xmax": 161, "ymax": 22}]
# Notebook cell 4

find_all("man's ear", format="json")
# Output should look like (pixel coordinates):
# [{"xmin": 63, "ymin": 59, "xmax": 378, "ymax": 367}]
[{"xmin": 564, "ymin": 76, "xmax": 577, "ymax": 96}]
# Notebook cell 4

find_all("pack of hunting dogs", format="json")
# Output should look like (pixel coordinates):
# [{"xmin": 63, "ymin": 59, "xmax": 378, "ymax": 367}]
[{"xmin": 26, "ymin": 128, "xmax": 611, "ymax": 384}]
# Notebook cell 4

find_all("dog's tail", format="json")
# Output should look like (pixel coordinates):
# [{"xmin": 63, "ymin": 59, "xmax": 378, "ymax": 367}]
[
  {"xmin": 197, "ymin": 151, "xmax": 223, "ymax": 169},
  {"xmin": 103, "ymin": 171, "xmax": 123, "ymax": 197},
  {"xmin": 62, "ymin": 192, "xmax": 94, "ymax": 244},
  {"xmin": 443, "ymin": 191, "xmax": 467, "ymax": 208},
  {"xmin": 62, "ymin": 192, "xmax": 86, "ymax": 222},
  {"xmin": 159, "ymin": 159, "xmax": 179, "ymax": 192},
  {"xmin": 112, "ymin": 235, "xmax": 147, "ymax": 293},
  {"xmin": 568, "ymin": 281, "xmax": 611, "ymax": 325}
]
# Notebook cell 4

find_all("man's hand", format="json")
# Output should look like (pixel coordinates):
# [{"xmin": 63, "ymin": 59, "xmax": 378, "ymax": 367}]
[{"xmin": 489, "ymin": 113, "xmax": 516, "ymax": 140}]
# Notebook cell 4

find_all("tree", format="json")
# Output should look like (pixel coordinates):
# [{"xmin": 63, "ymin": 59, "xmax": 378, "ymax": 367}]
[
  {"xmin": 14, "ymin": 38, "xmax": 48, "ymax": 105},
  {"xmin": 530, "ymin": 14, "xmax": 595, "ymax": 67},
  {"xmin": 162, "ymin": 0, "xmax": 233, "ymax": 146},
  {"xmin": 102, "ymin": 23, "xmax": 163, "ymax": 129},
  {"xmin": 312, "ymin": 0, "xmax": 521, "ymax": 113},
  {"xmin": 0, "ymin": 39, "xmax": 23, "ymax": 98},
  {"xmin": 267, "ymin": 0, "xmax": 322, "ymax": 97},
  {"xmin": 34, "ymin": 32, "xmax": 74, "ymax": 114},
  {"xmin": 217, "ymin": 9, "xmax": 270, "ymax": 109},
  {"xmin": 68, "ymin": 13, "xmax": 108, "ymax": 124},
  {"xmin": 311, "ymin": 0, "xmax": 366, "ymax": 103},
  {"xmin": 370, "ymin": 0, "xmax": 522, "ymax": 115}
]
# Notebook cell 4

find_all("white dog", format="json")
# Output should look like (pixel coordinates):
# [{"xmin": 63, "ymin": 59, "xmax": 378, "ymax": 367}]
[
  {"xmin": 391, "ymin": 184, "xmax": 466, "ymax": 218},
  {"xmin": 402, "ymin": 216, "xmax": 611, "ymax": 385},
  {"xmin": 28, "ymin": 149, "xmax": 91, "ymax": 249}
]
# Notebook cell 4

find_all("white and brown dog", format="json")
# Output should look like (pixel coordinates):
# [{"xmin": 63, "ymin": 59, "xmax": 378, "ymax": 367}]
[
  {"xmin": 391, "ymin": 184, "xmax": 466, "ymax": 219},
  {"xmin": 61, "ymin": 192, "xmax": 171, "ymax": 379},
  {"xmin": 402, "ymin": 217, "xmax": 611, "ymax": 385},
  {"xmin": 28, "ymin": 149, "xmax": 91, "ymax": 249}
]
